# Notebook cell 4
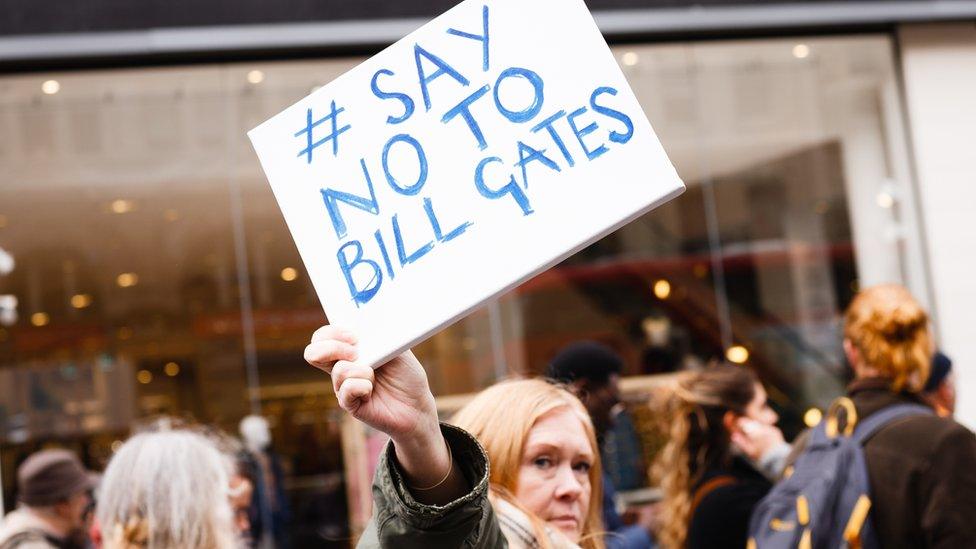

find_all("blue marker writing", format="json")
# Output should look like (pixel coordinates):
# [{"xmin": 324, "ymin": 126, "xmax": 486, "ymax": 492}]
[
  {"xmin": 590, "ymin": 87, "xmax": 634, "ymax": 144},
  {"xmin": 568, "ymin": 106, "xmax": 609, "ymax": 161},
  {"xmin": 423, "ymin": 197, "xmax": 472, "ymax": 242},
  {"xmin": 442, "ymin": 85, "xmax": 491, "ymax": 150},
  {"xmin": 514, "ymin": 141, "xmax": 560, "ymax": 188},
  {"xmin": 493, "ymin": 67, "xmax": 544, "ymax": 124},
  {"xmin": 320, "ymin": 158, "xmax": 380, "ymax": 240},
  {"xmin": 446, "ymin": 5, "xmax": 490, "ymax": 72},
  {"xmin": 337, "ymin": 240, "xmax": 382, "ymax": 306},
  {"xmin": 414, "ymin": 45, "xmax": 469, "ymax": 111},
  {"xmin": 392, "ymin": 214, "xmax": 435, "ymax": 266},
  {"xmin": 382, "ymin": 134, "xmax": 428, "ymax": 196},
  {"xmin": 531, "ymin": 110, "xmax": 575, "ymax": 167},
  {"xmin": 475, "ymin": 156, "xmax": 533, "ymax": 215},
  {"xmin": 371, "ymin": 69, "xmax": 415, "ymax": 125}
]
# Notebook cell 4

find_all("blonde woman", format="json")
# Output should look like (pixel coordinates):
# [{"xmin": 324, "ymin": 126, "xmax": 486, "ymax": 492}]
[
  {"xmin": 96, "ymin": 428, "xmax": 239, "ymax": 549},
  {"xmin": 651, "ymin": 365, "xmax": 780, "ymax": 549},
  {"xmin": 304, "ymin": 326, "xmax": 605, "ymax": 549},
  {"xmin": 818, "ymin": 284, "xmax": 976, "ymax": 546}
]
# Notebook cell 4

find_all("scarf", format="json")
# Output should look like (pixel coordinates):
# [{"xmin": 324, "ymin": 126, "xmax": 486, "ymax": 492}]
[{"xmin": 493, "ymin": 497, "xmax": 583, "ymax": 549}]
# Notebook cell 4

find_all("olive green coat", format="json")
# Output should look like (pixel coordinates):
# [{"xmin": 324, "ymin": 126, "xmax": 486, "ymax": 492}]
[{"xmin": 357, "ymin": 424, "xmax": 508, "ymax": 548}]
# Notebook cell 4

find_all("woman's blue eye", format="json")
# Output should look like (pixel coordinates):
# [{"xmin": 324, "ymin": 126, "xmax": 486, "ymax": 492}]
[
  {"xmin": 534, "ymin": 457, "xmax": 553, "ymax": 468},
  {"xmin": 573, "ymin": 462, "xmax": 592, "ymax": 473}
]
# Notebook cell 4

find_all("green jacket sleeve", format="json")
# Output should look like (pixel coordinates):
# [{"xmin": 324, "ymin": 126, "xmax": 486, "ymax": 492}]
[{"xmin": 357, "ymin": 423, "xmax": 507, "ymax": 549}]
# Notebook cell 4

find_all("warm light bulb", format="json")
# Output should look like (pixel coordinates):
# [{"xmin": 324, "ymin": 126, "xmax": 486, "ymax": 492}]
[
  {"xmin": 110, "ymin": 199, "xmax": 135, "ymax": 214},
  {"xmin": 116, "ymin": 273, "xmax": 139, "ymax": 288},
  {"xmin": 31, "ymin": 312, "xmax": 50, "ymax": 327},
  {"xmin": 792, "ymin": 44, "xmax": 810, "ymax": 59},
  {"xmin": 804, "ymin": 408, "xmax": 823, "ymax": 427},
  {"xmin": 42, "ymin": 80, "xmax": 61, "ymax": 95},
  {"xmin": 653, "ymin": 279, "xmax": 671, "ymax": 300},
  {"xmin": 726, "ymin": 345, "xmax": 749, "ymax": 364},
  {"xmin": 876, "ymin": 191, "xmax": 895, "ymax": 209}
]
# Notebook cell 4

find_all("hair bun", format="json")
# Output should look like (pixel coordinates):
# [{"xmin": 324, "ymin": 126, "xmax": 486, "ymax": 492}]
[{"xmin": 881, "ymin": 303, "xmax": 926, "ymax": 342}]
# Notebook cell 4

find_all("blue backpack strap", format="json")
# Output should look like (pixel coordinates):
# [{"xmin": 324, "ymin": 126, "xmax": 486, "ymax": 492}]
[{"xmin": 852, "ymin": 403, "xmax": 933, "ymax": 445}]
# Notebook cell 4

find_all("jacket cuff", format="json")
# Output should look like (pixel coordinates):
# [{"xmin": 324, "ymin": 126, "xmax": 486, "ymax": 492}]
[{"xmin": 375, "ymin": 423, "xmax": 491, "ymax": 529}]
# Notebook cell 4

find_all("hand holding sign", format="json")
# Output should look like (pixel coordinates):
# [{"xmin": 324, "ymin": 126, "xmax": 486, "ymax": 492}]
[
  {"xmin": 249, "ymin": 0, "xmax": 685, "ymax": 369},
  {"xmin": 305, "ymin": 325, "xmax": 465, "ymax": 504}
]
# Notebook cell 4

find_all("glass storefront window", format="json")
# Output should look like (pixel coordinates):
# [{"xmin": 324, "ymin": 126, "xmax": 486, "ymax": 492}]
[{"xmin": 0, "ymin": 34, "xmax": 925, "ymax": 544}]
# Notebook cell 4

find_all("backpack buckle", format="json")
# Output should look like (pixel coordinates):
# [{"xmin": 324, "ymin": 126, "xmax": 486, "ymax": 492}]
[{"xmin": 825, "ymin": 397, "xmax": 858, "ymax": 438}]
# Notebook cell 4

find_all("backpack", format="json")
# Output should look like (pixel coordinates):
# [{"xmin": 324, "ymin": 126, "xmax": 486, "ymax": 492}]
[{"xmin": 747, "ymin": 397, "xmax": 932, "ymax": 549}]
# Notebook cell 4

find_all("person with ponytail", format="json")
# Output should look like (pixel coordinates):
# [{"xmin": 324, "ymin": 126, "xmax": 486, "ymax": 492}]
[
  {"xmin": 652, "ymin": 365, "xmax": 782, "ymax": 549},
  {"xmin": 304, "ymin": 326, "xmax": 605, "ymax": 549},
  {"xmin": 826, "ymin": 284, "xmax": 976, "ymax": 547}
]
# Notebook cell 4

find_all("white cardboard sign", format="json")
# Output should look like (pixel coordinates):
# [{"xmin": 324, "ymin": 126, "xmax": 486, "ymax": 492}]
[{"xmin": 248, "ymin": 0, "xmax": 685, "ymax": 369}]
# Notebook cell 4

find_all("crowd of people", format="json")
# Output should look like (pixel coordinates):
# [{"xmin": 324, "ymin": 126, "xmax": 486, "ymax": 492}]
[{"xmin": 0, "ymin": 283, "xmax": 973, "ymax": 548}]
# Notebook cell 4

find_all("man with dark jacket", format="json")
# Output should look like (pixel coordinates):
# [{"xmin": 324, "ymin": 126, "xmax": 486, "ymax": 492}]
[
  {"xmin": 0, "ymin": 450, "xmax": 95, "ymax": 549},
  {"xmin": 784, "ymin": 285, "xmax": 976, "ymax": 548},
  {"xmin": 841, "ymin": 377, "xmax": 976, "ymax": 548}
]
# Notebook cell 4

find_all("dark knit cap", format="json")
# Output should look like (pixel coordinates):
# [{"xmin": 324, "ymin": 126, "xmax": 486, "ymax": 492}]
[
  {"xmin": 547, "ymin": 341, "xmax": 623, "ymax": 386},
  {"xmin": 924, "ymin": 351, "xmax": 953, "ymax": 393},
  {"xmin": 17, "ymin": 449, "xmax": 95, "ymax": 506}
]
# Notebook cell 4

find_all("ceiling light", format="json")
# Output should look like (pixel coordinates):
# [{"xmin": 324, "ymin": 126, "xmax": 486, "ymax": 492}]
[
  {"xmin": 110, "ymin": 199, "xmax": 135, "ymax": 214},
  {"xmin": 31, "ymin": 312, "xmax": 50, "ymax": 327},
  {"xmin": 247, "ymin": 70, "xmax": 265, "ymax": 85},
  {"xmin": 41, "ymin": 80, "xmax": 60, "ymax": 95},
  {"xmin": 653, "ymin": 279, "xmax": 671, "ymax": 300},
  {"xmin": 876, "ymin": 191, "xmax": 895, "ymax": 209},
  {"xmin": 71, "ymin": 294, "xmax": 93, "ymax": 309},
  {"xmin": 621, "ymin": 52, "xmax": 639, "ymax": 67},
  {"xmin": 803, "ymin": 407, "xmax": 823, "ymax": 427},
  {"xmin": 116, "ymin": 273, "xmax": 139, "ymax": 288},
  {"xmin": 280, "ymin": 267, "xmax": 298, "ymax": 282},
  {"xmin": 164, "ymin": 361, "xmax": 180, "ymax": 377},
  {"xmin": 792, "ymin": 44, "xmax": 810, "ymax": 59},
  {"xmin": 137, "ymin": 370, "xmax": 153, "ymax": 384},
  {"xmin": 726, "ymin": 345, "xmax": 749, "ymax": 364}
]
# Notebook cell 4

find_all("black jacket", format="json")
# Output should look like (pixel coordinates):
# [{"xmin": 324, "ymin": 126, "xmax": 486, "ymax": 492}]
[{"xmin": 687, "ymin": 455, "xmax": 772, "ymax": 549}]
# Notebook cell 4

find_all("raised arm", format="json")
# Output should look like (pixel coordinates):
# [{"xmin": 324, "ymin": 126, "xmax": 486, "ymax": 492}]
[{"xmin": 304, "ymin": 325, "xmax": 467, "ymax": 505}]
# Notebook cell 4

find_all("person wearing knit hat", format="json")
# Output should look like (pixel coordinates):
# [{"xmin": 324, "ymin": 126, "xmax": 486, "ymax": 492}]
[
  {"xmin": 0, "ymin": 449, "xmax": 96, "ymax": 549},
  {"xmin": 923, "ymin": 351, "xmax": 956, "ymax": 417}
]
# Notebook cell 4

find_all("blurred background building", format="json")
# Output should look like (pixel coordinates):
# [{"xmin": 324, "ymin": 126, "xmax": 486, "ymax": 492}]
[{"xmin": 1, "ymin": 0, "xmax": 974, "ymax": 546}]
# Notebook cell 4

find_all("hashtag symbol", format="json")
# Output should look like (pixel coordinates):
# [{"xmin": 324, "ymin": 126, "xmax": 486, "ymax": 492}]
[{"xmin": 295, "ymin": 100, "xmax": 351, "ymax": 164}]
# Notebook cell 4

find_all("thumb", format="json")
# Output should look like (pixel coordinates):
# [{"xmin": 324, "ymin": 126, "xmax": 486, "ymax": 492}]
[{"xmin": 337, "ymin": 378, "xmax": 374, "ymax": 413}]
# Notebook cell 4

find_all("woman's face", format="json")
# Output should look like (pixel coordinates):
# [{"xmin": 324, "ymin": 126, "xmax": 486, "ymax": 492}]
[
  {"xmin": 515, "ymin": 407, "xmax": 594, "ymax": 543},
  {"xmin": 743, "ymin": 382, "xmax": 778, "ymax": 425}
]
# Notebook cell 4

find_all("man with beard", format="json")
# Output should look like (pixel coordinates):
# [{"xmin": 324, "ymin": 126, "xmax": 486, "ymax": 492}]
[{"xmin": 0, "ymin": 450, "xmax": 95, "ymax": 549}]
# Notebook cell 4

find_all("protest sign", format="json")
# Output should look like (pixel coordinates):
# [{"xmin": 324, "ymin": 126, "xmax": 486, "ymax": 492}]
[{"xmin": 248, "ymin": 0, "xmax": 685, "ymax": 369}]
